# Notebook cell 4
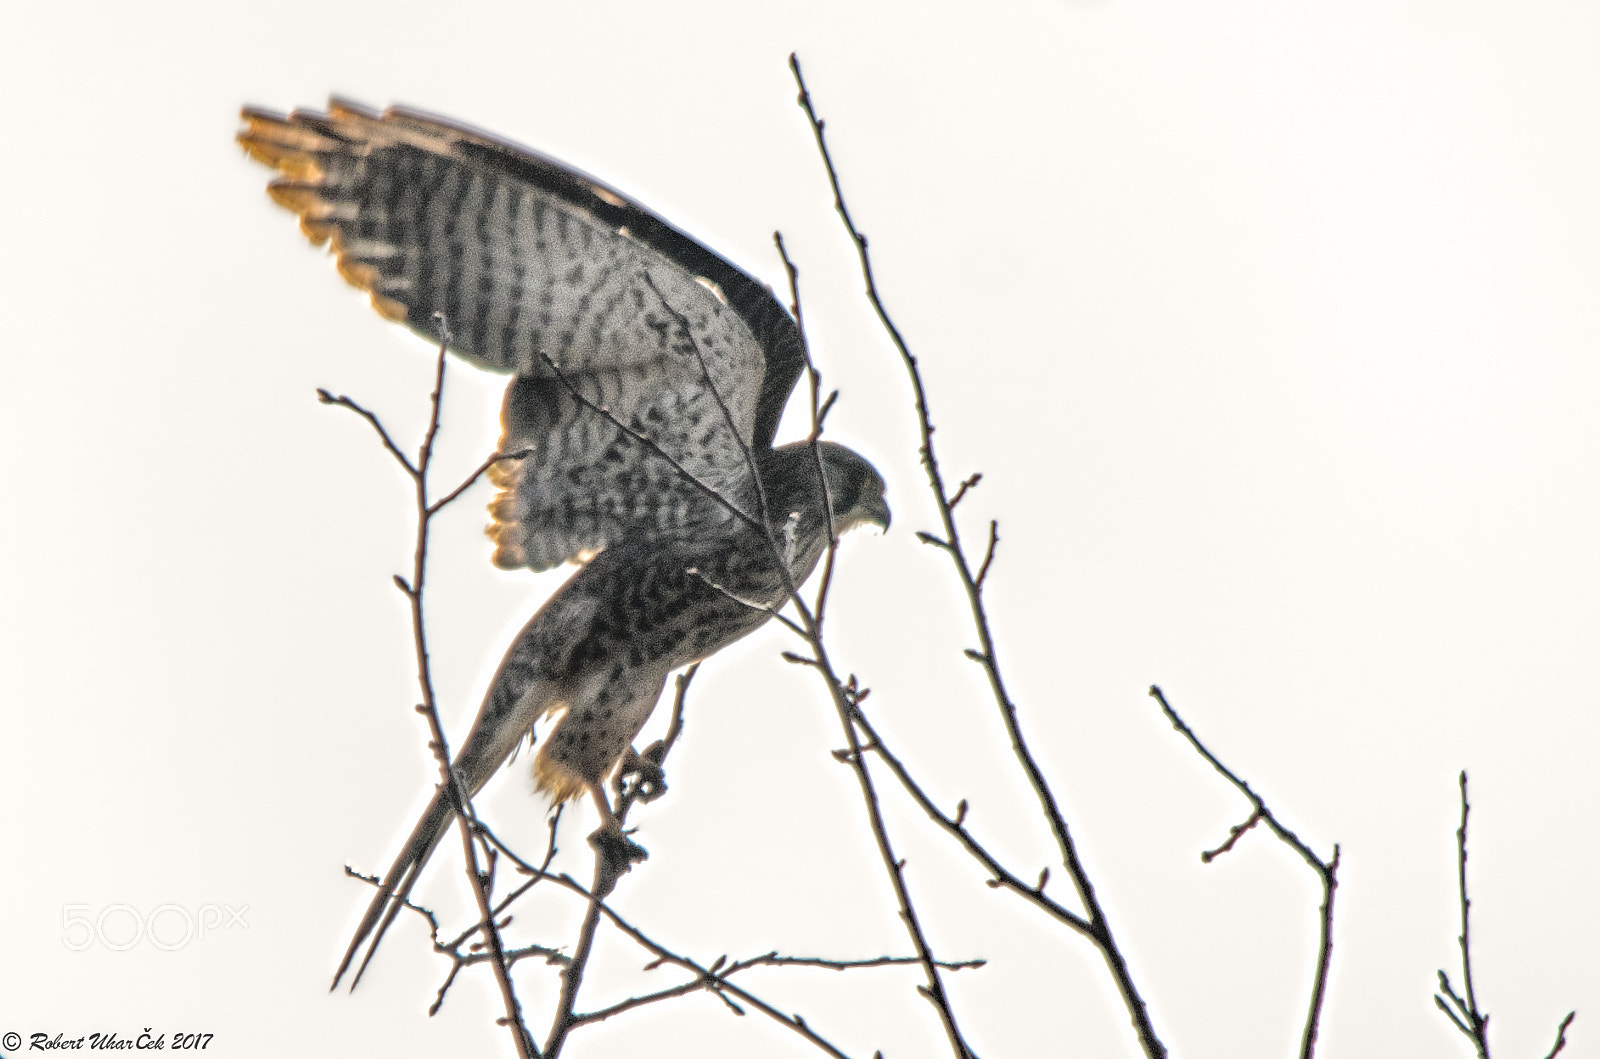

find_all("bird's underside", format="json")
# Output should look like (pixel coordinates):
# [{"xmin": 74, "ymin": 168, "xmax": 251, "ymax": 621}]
[{"xmin": 238, "ymin": 99, "xmax": 889, "ymax": 989}]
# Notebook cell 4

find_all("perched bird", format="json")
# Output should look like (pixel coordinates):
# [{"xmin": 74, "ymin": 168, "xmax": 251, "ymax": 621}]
[{"xmin": 238, "ymin": 100, "xmax": 890, "ymax": 988}]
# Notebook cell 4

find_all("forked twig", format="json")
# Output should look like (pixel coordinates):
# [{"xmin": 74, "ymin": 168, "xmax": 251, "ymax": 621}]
[
  {"xmin": 1434, "ymin": 771, "xmax": 1490, "ymax": 1058},
  {"xmin": 532, "ymin": 228, "xmax": 980, "ymax": 1058},
  {"xmin": 849, "ymin": 710, "xmax": 1093, "ymax": 939},
  {"xmin": 535, "ymin": 350, "xmax": 763, "ymax": 531},
  {"xmin": 322, "ymin": 318, "xmax": 538, "ymax": 1058},
  {"xmin": 325, "ymin": 74, "xmax": 993, "ymax": 1058},
  {"xmin": 792, "ymin": 51, "xmax": 1161, "ymax": 1059},
  {"xmin": 1149, "ymin": 685, "xmax": 1338, "ymax": 1059}
]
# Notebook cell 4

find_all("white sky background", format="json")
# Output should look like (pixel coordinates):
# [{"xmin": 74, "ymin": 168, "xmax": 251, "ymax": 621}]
[{"xmin": 1, "ymin": 2, "xmax": 1595, "ymax": 1056}]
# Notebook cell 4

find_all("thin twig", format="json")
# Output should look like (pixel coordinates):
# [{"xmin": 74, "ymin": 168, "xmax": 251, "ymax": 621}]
[
  {"xmin": 444, "ymin": 805, "xmax": 565, "ymax": 955},
  {"xmin": 811, "ymin": 670, "xmax": 976, "ymax": 1058},
  {"xmin": 764, "ymin": 229, "xmax": 975, "ymax": 1056},
  {"xmin": 499, "ymin": 864, "xmax": 872, "ymax": 1058},
  {"xmin": 429, "ymin": 447, "xmax": 534, "ymax": 514},
  {"xmin": 1200, "ymin": 808, "xmax": 1264, "ymax": 862},
  {"xmin": 573, "ymin": 949, "xmax": 981, "ymax": 1029},
  {"xmin": 565, "ymin": 223, "xmax": 976, "ymax": 1056},
  {"xmin": 317, "ymin": 388, "xmax": 416, "ymax": 475},
  {"xmin": 1543, "ymin": 1012, "xmax": 1576, "ymax": 1059},
  {"xmin": 541, "ymin": 670, "xmax": 699, "ymax": 1057},
  {"xmin": 747, "ymin": 952, "xmax": 985, "ymax": 972},
  {"xmin": 1149, "ymin": 686, "xmax": 1338, "ymax": 1059},
  {"xmin": 637, "ymin": 274, "xmax": 823, "ymax": 641},
  {"xmin": 643, "ymin": 272, "xmax": 776, "ymax": 540},
  {"xmin": 615, "ymin": 665, "xmax": 701, "ymax": 822},
  {"xmin": 535, "ymin": 350, "xmax": 764, "ymax": 531},
  {"xmin": 850, "ymin": 710, "xmax": 1094, "ymax": 939},
  {"xmin": 793, "ymin": 51, "xmax": 1159, "ymax": 1059},
  {"xmin": 343, "ymin": 864, "xmax": 444, "ymax": 940},
  {"xmin": 407, "ymin": 337, "xmax": 538, "ymax": 1058},
  {"xmin": 541, "ymin": 664, "xmax": 702, "ymax": 1056},
  {"xmin": 574, "ymin": 876, "xmax": 865, "ymax": 1058},
  {"xmin": 325, "ymin": 322, "xmax": 537, "ymax": 1057},
  {"xmin": 659, "ymin": 667, "xmax": 697, "ymax": 757},
  {"xmin": 573, "ymin": 979, "xmax": 707, "ymax": 1027},
  {"xmin": 1434, "ymin": 771, "xmax": 1490, "ymax": 1058},
  {"xmin": 774, "ymin": 232, "xmax": 841, "ymax": 626},
  {"xmin": 948, "ymin": 473, "xmax": 981, "ymax": 510},
  {"xmin": 974, "ymin": 521, "xmax": 999, "ymax": 594},
  {"xmin": 572, "ymin": 951, "xmax": 982, "ymax": 1029},
  {"xmin": 688, "ymin": 569, "xmax": 808, "ymax": 637},
  {"xmin": 544, "ymin": 872, "xmax": 605, "ymax": 1056},
  {"xmin": 586, "ymin": 898, "xmax": 858, "ymax": 1057},
  {"xmin": 533, "ymin": 334, "xmax": 811, "ymax": 647}
]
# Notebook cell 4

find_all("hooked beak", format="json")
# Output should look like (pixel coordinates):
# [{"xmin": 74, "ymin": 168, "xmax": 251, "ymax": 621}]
[{"xmin": 865, "ymin": 491, "xmax": 891, "ymax": 532}]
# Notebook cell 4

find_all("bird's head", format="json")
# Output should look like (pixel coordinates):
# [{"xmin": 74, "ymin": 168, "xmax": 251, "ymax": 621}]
[
  {"xmin": 765, "ymin": 440, "xmax": 889, "ymax": 535},
  {"xmin": 820, "ymin": 441, "xmax": 891, "ymax": 533}
]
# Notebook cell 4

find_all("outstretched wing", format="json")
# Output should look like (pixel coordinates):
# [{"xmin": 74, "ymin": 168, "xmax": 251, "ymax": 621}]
[{"xmin": 239, "ymin": 100, "xmax": 804, "ymax": 570}]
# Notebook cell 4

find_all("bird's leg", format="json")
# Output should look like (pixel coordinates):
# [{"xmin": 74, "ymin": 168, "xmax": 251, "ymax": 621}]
[
  {"xmin": 613, "ymin": 744, "xmax": 669, "ymax": 803},
  {"xmin": 585, "ymin": 779, "xmax": 647, "ymax": 895}
]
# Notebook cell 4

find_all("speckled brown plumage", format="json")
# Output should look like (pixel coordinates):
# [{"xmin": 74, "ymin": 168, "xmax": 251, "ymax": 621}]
[{"xmin": 238, "ymin": 100, "xmax": 889, "ymax": 988}]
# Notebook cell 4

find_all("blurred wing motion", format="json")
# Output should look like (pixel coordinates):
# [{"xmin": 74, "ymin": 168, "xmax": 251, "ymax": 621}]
[{"xmin": 239, "ymin": 100, "xmax": 890, "ymax": 993}]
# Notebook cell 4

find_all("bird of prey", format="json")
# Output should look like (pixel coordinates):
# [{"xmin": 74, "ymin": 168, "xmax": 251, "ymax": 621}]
[{"xmin": 238, "ymin": 100, "xmax": 890, "ymax": 988}]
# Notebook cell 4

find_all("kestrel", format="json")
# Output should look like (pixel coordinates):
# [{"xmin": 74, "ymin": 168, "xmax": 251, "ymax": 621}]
[{"xmin": 237, "ymin": 100, "xmax": 890, "ymax": 988}]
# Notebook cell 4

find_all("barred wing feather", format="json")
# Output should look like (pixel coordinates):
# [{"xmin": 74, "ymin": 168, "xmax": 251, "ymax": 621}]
[{"xmin": 239, "ymin": 100, "xmax": 804, "ymax": 571}]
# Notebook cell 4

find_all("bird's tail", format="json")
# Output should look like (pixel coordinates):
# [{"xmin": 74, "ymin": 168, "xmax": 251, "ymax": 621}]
[
  {"xmin": 331, "ymin": 631, "xmax": 572, "ymax": 990},
  {"xmin": 331, "ymin": 786, "xmax": 454, "ymax": 991}
]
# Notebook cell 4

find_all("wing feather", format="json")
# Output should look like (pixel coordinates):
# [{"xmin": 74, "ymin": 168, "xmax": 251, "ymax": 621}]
[{"xmin": 241, "ymin": 100, "xmax": 805, "ymax": 571}]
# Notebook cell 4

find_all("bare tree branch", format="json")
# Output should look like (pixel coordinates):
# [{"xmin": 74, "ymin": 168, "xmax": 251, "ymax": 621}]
[
  {"xmin": 758, "ymin": 242, "xmax": 979, "ymax": 1058},
  {"xmin": 528, "ymin": 212, "xmax": 980, "ymax": 1058},
  {"xmin": 443, "ymin": 806, "xmax": 566, "ymax": 959},
  {"xmin": 534, "ymin": 350, "xmax": 764, "ymax": 531},
  {"xmin": 792, "ymin": 50, "xmax": 1163, "ymax": 1059},
  {"xmin": 849, "ymin": 709, "xmax": 1093, "ymax": 938},
  {"xmin": 323, "ymin": 320, "xmax": 538, "ymax": 1058},
  {"xmin": 1543, "ymin": 1012, "xmax": 1576, "ymax": 1059},
  {"xmin": 643, "ymin": 271, "xmax": 777, "ymax": 545},
  {"xmin": 429, "ymin": 447, "xmax": 533, "ymax": 514},
  {"xmin": 1434, "ymin": 771, "xmax": 1490, "ymax": 1059},
  {"xmin": 613, "ymin": 665, "xmax": 700, "ymax": 821},
  {"xmin": 773, "ymin": 232, "xmax": 841, "ymax": 626},
  {"xmin": 572, "ymin": 951, "xmax": 982, "ymax": 1029},
  {"xmin": 578, "ymin": 877, "xmax": 866, "ymax": 1059},
  {"xmin": 317, "ymin": 387, "xmax": 416, "ymax": 476},
  {"xmin": 1149, "ymin": 685, "xmax": 1338, "ymax": 1059}
]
